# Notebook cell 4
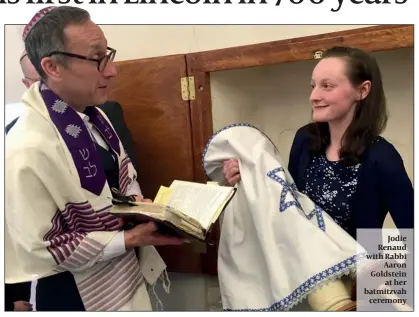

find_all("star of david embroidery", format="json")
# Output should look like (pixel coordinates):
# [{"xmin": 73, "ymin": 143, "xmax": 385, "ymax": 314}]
[
  {"xmin": 305, "ymin": 204, "xmax": 326, "ymax": 232},
  {"xmin": 267, "ymin": 167, "xmax": 326, "ymax": 231},
  {"xmin": 267, "ymin": 167, "xmax": 302, "ymax": 212}
]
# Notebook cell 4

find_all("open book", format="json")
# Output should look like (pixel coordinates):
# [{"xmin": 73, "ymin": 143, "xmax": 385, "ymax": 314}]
[{"xmin": 109, "ymin": 180, "xmax": 236, "ymax": 241}]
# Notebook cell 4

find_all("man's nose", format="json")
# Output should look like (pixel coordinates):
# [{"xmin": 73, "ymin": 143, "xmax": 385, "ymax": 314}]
[{"xmin": 103, "ymin": 60, "xmax": 117, "ymax": 78}]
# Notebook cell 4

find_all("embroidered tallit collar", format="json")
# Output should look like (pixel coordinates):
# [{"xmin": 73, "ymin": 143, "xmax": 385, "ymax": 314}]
[{"xmin": 37, "ymin": 80, "xmax": 120, "ymax": 195}]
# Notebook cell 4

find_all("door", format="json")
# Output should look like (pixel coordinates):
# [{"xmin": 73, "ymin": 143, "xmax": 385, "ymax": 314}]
[{"xmin": 108, "ymin": 54, "xmax": 203, "ymax": 274}]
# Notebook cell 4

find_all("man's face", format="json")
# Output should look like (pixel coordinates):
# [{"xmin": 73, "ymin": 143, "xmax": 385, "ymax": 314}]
[
  {"xmin": 51, "ymin": 20, "xmax": 117, "ymax": 107},
  {"xmin": 21, "ymin": 55, "xmax": 41, "ymax": 89}
]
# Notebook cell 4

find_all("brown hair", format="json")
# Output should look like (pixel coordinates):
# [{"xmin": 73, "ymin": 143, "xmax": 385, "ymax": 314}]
[{"xmin": 307, "ymin": 46, "xmax": 388, "ymax": 165}]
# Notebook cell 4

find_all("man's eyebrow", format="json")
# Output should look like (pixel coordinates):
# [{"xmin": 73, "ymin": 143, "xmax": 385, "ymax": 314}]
[{"xmin": 88, "ymin": 44, "xmax": 105, "ymax": 53}]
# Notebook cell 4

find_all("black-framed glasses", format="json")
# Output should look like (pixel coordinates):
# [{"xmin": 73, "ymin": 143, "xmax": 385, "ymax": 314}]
[
  {"xmin": 24, "ymin": 76, "xmax": 41, "ymax": 82},
  {"xmin": 44, "ymin": 46, "xmax": 116, "ymax": 72}
]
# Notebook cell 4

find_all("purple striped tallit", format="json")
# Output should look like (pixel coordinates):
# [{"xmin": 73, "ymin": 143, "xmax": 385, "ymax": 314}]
[
  {"xmin": 44, "ymin": 203, "xmax": 121, "ymax": 267},
  {"xmin": 38, "ymin": 81, "xmax": 142, "ymax": 310},
  {"xmin": 119, "ymin": 155, "xmax": 132, "ymax": 195},
  {"xmin": 77, "ymin": 249, "xmax": 144, "ymax": 311},
  {"xmin": 44, "ymin": 202, "xmax": 144, "ymax": 310}
]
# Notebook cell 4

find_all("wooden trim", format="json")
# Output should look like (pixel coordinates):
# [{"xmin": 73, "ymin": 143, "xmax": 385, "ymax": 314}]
[
  {"xmin": 188, "ymin": 72, "xmax": 214, "ymax": 184},
  {"xmin": 110, "ymin": 54, "xmax": 206, "ymax": 274},
  {"xmin": 187, "ymin": 25, "xmax": 414, "ymax": 73},
  {"xmin": 113, "ymin": 52, "xmax": 185, "ymax": 67},
  {"xmin": 187, "ymin": 72, "xmax": 219, "ymax": 275}
]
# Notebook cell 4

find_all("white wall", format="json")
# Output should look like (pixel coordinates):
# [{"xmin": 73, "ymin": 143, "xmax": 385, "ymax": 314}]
[{"xmin": 4, "ymin": 24, "xmax": 26, "ymax": 121}]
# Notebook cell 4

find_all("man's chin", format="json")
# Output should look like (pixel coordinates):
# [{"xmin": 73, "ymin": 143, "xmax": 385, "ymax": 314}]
[{"xmin": 93, "ymin": 95, "xmax": 108, "ymax": 106}]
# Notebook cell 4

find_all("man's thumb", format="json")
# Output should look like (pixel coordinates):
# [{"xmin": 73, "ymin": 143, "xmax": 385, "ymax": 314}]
[{"xmin": 142, "ymin": 221, "xmax": 158, "ymax": 233}]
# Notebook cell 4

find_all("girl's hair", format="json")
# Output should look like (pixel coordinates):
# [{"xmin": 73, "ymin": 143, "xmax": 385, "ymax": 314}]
[{"xmin": 307, "ymin": 46, "xmax": 388, "ymax": 165}]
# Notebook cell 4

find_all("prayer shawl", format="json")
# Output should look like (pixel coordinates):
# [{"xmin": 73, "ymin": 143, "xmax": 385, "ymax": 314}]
[
  {"xmin": 5, "ymin": 81, "xmax": 168, "ymax": 311},
  {"xmin": 202, "ymin": 123, "xmax": 366, "ymax": 311}
]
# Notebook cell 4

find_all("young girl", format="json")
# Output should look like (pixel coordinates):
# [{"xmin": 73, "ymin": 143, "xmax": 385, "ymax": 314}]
[{"xmin": 222, "ymin": 46, "xmax": 414, "ymax": 239}]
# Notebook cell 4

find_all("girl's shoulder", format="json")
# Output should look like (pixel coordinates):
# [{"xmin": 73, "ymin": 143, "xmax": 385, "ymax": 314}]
[{"xmin": 364, "ymin": 135, "xmax": 406, "ymax": 170}]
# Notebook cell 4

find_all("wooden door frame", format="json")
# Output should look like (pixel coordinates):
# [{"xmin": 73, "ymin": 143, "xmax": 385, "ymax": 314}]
[
  {"xmin": 186, "ymin": 24, "xmax": 414, "ymax": 275},
  {"xmin": 110, "ymin": 54, "xmax": 209, "ymax": 274}
]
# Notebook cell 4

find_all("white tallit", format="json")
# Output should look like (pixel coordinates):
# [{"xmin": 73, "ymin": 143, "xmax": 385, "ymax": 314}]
[
  {"xmin": 5, "ymin": 81, "xmax": 169, "ymax": 311},
  {"xmin": 202, "ymin": 123, "xmax": 366, "ymax": 311}
]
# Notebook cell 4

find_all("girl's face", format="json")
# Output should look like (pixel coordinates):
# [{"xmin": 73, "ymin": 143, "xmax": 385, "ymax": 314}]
[{"xmin": 310, "ymin": 57, "xmax": 361, "ymax": 124}]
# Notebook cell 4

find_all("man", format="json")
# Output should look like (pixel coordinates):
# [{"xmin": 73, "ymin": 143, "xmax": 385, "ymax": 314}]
[
  {"xmin": 20, "ymin": 49, "xmax": 42, "ymax": 88},
  {"xmin": 4, "ymin": 50, "xmax": 42, "ymax": 314},
  {"xmin": 5, "ymin": 6, "xmax": 188, "ymax": 311},
  {"xmin": 5, "ymin": 50, "xmax": 40, "ymax": 135},
  {"xmin": 7, "ymin": 51, "xmax": 141, "ymax": 312},
  {"xmin": 7, "ymin": 53, "xmax": 141, "ymax": 312}
]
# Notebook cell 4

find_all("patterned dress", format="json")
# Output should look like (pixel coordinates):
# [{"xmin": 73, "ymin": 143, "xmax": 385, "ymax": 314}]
[{"xmin": 302, "ymin": 154, "xmax": 361, "ymax": 234}]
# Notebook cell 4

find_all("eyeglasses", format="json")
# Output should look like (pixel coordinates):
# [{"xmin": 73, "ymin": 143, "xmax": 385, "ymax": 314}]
[
  {"xmin": 24, "ymin": 76, "xmax": 41, "ymax": 82},
  {"xmin": 44, "ymin": 46, "xmax": 116, "ymax": 72}
]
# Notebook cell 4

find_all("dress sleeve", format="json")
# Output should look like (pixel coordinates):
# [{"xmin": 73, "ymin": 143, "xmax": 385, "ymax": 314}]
[{"xmin": 376, "ymin": 143, "xmax": 414, "ymax": 229}]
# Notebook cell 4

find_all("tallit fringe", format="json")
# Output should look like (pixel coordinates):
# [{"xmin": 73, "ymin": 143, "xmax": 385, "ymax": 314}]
[
  {"xmin": 151, "ymin": 284, "xmax": 164, "ymax": 311},
  {"xmin": 160, "ymin": 269, "xmax": 171, "ymax": 294},
  {"xmin": 148, "ymin": 269, "xmax": 171, "ymax": 311}
]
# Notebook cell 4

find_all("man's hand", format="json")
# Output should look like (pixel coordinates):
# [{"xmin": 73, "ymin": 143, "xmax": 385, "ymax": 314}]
[
  {"xmin": 124, "ymin": 222, "xmax": 189, "ymax": 249},
  {"xmin": 117, "ymin": 197, "xmax": 154, "ymax": 229},
  {"xmin": 14, "ymin": 301, "xmax": 33, "ymax": 311},
  {"xmin": 134, "ymin": 196, "xmax": 152, "ymax": 203}
]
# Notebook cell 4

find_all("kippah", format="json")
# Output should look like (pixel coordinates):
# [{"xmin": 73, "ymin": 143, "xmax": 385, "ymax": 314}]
[{"xmin": 22, "ymin": 6, "xmax": 57, "ymax": 41}]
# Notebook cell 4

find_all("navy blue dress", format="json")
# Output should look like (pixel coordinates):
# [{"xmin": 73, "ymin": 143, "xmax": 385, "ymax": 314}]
[
  {"xmin": 301, "ymin": 154, "xmax": 361, "ymax": 236},
  {"xmin": 289, "ymin": 125, "xmax": 413, "ymax": 255}
]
